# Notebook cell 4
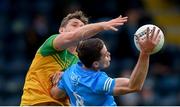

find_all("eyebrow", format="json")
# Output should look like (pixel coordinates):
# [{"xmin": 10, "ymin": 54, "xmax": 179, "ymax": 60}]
[
  {"xmin": 71, "ymin": 21, "xmax": 79, "ymax": 24},
  {"xmin": 71, "ymin": 21, "xmax": 84, "ymax": 26}
]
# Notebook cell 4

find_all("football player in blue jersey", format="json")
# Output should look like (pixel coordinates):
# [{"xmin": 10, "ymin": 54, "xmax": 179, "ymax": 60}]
[{"xmin": 51, "ymin": 27, "xmax": 160, "ymax": 106}]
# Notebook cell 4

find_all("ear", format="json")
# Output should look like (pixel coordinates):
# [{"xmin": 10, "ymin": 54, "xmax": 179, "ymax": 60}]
[
  {"xmin": 92, "ymin": 61, "xmax": 99, "ymax": 69},
  {"xmin": 59, "ymin": 27, "xmax": 65, "ymax": 33}
]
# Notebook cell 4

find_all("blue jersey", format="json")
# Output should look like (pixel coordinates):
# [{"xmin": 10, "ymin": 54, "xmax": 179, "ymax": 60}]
[{"xmin": 58, "ymin": 62, "xmax": 116, "ymax": 106}]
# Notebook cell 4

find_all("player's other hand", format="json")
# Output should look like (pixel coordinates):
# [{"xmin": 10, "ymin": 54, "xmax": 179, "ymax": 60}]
[
  {"xmin": 137, "ymin": 27, "xmax": 161, "ymax": 55},
  {"xmin": 102, "ymin": 15, "xmax": 128, "ymax": 31},
  {"xmin": 50, "ymin": 71, "xmax": 64, "ymax": 87}
]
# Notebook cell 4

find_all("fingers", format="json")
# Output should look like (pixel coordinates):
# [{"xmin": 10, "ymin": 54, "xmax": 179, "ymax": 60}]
[
  {"xmin": 135, "ymin": 34, "xmax": 143, "ymax": 46},
  {"xmin": 105, "ymin": 15, "xmax": 128, "ymax": 31},
  {"xmin": 146, "ymin": 27, "xmax": 150, "ymax": 40},
  {"xmin": 153, "ymin": 29, "xmax": 160, "ymax": 41},
  {"xmin": 117, "ymin": 16, "xmax": 128, "ymax": 23},
  {"xmin": 155, "ymin": 36, "xmax": 161, "ymax": 44},
  {"xmin": 150, "ymin": 26, "xmax": 155, "ymax": 39},
  {"xmin": 109, "ymin": 26, "xmax": 118, "ymax": 31},
  {"xmin": 113, "ymin": 22, "xmax": 124, "ymax": 27},
  {"xmin": 117, "ymin": 15, "xmax": 128, "ymax": 19},
  {"xmin": 55, "ymin": 74, "xmax": 60, "ymax": 86},
  {"xmin": 149, "ymin": 26, "xmax": 160, "ymax": 44},
  {"xmin": 109, "ymin": 16, "xmax": 127, "ymax": 29},
  {"xmin": 54, "ymin": 72, "xmax": 60, "ymax": 85},
  {"xmin": 52, "ymin": 72, "xmax": 59, "ymax": 86},
  {"xmin": 51, "ymin": 71, "xmax": 63, "ymax": 86},
  {"xmin": 108, "ymin": 23, "xmax": 124, "ymax": 31},
  {"xmin": 146, "ymin": 27, "xmax": 160, "ymax": 43},
  {"xmin": 112, "ymin": 16, "xmax": 128, "ymax": 23}
]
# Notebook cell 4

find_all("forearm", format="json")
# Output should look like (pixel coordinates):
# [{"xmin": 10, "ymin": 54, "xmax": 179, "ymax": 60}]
[
  {"xmin": 129, "ymin": 52, "xmax": 150, "ymax": 90},
  {"xmin": 113, "ymin": 24, "xmax": 159, "ymax": 95},
  {"xmin": 54, "ymin": 22, "xmax": 105, "ymax": 50},
  {"xmin": 72, "ymin": 22, "xmax": 105, "ymax": 41},
  {"xmin": 54, "ymin": 16, "xmax": 127, "ymax": 50}
]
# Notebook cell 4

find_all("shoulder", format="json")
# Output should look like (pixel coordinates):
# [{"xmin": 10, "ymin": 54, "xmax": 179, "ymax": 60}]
[
  {"xmin": 38, "ymin": 34, "xmax": 61, "ymax": 56},
  {"xmin": 96, "ymin": 71, "xmax": 108, "ymax": 78},
  {"xmin": 44, "ymin": 34, "xmax": 59, "ymax": 43},
  {"xmin": 63, "ymin": 63, "xmax": 78, "ymax": 75},
  {"xmin": 94, "ymin": 72, "xmax": 115, "ymax": 93}
]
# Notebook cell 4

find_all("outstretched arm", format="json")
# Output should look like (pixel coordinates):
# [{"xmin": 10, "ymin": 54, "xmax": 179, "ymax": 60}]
[
  {"xmin": 113, "ymin": 52, "xmax": 149, "ymax": 95},
  {"xmin": 113, "ymin": 27, "xmax": 161, "ymax": 95},
  {"xmin": 53, "ymin": 16, "xmax": 128, "ymax": 51}
]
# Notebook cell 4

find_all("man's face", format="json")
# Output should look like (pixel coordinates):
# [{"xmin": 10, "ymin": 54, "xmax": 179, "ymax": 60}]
[
  {"xmin": 61, "ymin": 18, "xmax": 85, "ymax": 32},
  {"xmin": 98, "ymin": 45, "xmax": 111, "ymax": 69}
]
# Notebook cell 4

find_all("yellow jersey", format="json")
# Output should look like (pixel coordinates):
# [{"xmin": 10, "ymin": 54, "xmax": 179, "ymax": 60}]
[{"xmin": 20, "ymin": 34, "xmax": 78, "ymax": 106}]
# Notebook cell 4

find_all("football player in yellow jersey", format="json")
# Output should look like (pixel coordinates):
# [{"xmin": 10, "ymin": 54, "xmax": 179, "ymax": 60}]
[{"xmin": 20, "ymin": 11, "xmax": 128, "ymax": 106}]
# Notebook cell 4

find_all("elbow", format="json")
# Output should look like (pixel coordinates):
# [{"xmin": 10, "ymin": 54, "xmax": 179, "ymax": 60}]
[
  {"xmin": 131, "ymin": 87, "xmax": 142, "ymax": 92},
  {"xmin": 134, "ymin": 88, "xmax": 141, "ymax": 92},
  {"xmin": 50, "ymin": 89, "xmax": 58, "ymax": 100},
  {"xmin": 50, "ymin": 88, "xmax": 61, "ymax": 100},
  {"xmin": 50, "ymin": 87, "xmax": 67, "ymax": 99},
  {"xmin": 114, "ymin": 87, "xmax": 141, "ymax": 96},
  {"xmin": 128, "ymin": 83, "xmax": 143, "ymax": 92}
]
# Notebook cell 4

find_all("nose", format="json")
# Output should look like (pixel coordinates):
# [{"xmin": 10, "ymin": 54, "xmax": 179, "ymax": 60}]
[
  {"xmin": 108, "ymin": 52, "xmax": 111, "ymax": 56},
  {"xmin": 108, "ymin": 52, "xmax": 111, "ymax": 60}
]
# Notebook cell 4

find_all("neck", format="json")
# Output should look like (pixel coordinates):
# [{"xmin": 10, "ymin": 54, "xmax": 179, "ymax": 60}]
[
  {"xmin": 67, "ymin": 46, "xmax": 76, "ymax": 54},
  {"xmin": 82, "ymin": 65, "xmax": 99, "ymax": 71}
]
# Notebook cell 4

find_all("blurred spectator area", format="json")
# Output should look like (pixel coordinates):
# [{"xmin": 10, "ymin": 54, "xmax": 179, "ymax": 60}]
[
  {"xmin": 143, "ymin": 0, "xmax": 180, "ymax": 45},
  {"xmin": 0, "ymin": 0, "xmax": 180, "ymax": 106}
]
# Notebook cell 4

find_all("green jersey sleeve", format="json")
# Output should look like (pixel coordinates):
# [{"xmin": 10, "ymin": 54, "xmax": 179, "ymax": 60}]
[{"xmin": 38, "ymin": 34, "xmax": 59, "ymax": 56}]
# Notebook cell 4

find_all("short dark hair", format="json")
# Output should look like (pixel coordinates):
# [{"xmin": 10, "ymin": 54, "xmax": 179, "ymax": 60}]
[
  {"xmin": 60, "ymin": 11, "xmax": 88, "ymax": 27},
  {"xmin": 77, "ymin": 38, "xmax": 104, "ymax": 68}
]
